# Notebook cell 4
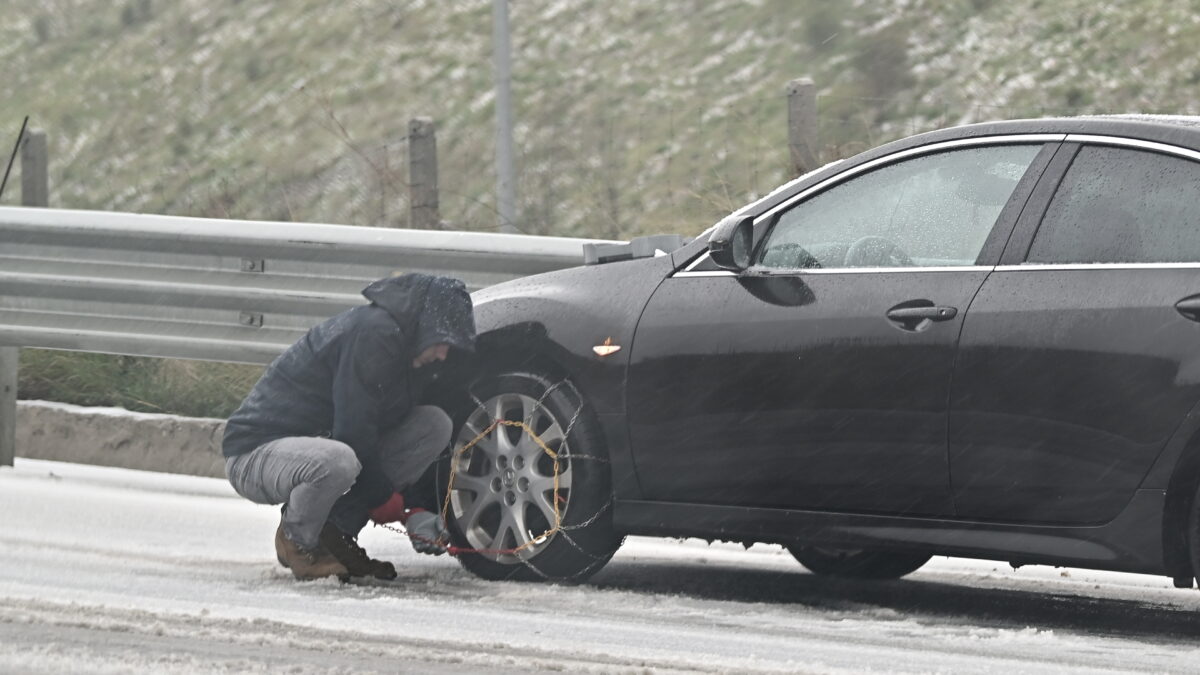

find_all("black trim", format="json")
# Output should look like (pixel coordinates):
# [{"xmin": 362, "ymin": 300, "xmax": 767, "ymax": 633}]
[
  {"xmin": 974, "ymin": 142, "xmax": 1061, "ymax": 266},
  {"xmin": 613, "ymin": 489, "xmax": 1168, "ymax": 574},
  {"xmin": 999, "ymin": 143, "xmax": 1081, "ymax": 266}
]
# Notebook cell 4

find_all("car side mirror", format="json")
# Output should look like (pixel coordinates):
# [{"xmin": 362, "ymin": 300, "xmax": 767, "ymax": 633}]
[{"xmin": 707, "ymin": 215, "xmax": 755, "ymax": 272}]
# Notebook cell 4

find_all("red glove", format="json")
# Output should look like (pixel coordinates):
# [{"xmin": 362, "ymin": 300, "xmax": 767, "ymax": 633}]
[{"xmin": 368, "ymin": 492, "xmax": 406, "ymax": 525}]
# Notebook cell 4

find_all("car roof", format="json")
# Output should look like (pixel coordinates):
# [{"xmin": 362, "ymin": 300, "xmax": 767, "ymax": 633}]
[
  {"xmin": 1088, "ymin": 113, "xmax": 1200, "ymax": 128},
  {"xmin": 908, "ymin": 114, "xmax": 1200, "ymax": 140}
]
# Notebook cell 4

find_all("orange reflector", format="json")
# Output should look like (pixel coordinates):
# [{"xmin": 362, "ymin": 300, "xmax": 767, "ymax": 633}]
[{"xmin": 593, "ymin": 337, "xmax": 621, "ymax": 357}]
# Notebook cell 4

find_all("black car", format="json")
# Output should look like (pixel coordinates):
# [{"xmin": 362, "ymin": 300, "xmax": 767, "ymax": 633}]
[{"xmin": 436, "ymin": 116, "xmax": 1200, "ymax": 588}]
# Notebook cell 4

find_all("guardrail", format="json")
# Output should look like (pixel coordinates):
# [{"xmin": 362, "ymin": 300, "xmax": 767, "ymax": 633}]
[{"xmin": 0, "ymin": 206, "xmax": 613, "ymax": 465}]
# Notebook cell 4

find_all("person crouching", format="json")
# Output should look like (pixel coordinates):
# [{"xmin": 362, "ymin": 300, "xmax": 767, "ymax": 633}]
[{"xmin": 221, "ymin": 273, "xmax": 475, "ymax": 580}]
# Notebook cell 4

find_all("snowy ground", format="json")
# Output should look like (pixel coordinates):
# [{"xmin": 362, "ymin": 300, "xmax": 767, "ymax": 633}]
[{"xmin": 3, "ymin": 459, "xmax": 1200, "ymax": 674}]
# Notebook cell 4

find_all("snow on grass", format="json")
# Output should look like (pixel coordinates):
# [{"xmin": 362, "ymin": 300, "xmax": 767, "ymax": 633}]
[
  {"xmin": 18, "ymin": 1, "xmax": 1200, "ymax": 238},
  {"xmin": 22, "ymin": 399, "xmax": 226, "ymax": 423}
]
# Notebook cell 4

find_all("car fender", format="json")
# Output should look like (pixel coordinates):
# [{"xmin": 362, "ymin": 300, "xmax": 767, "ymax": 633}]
[
  {"xmin": 465, "ymin": 255, "xmax": 675, "ymax": 500},
  {"xmin": 470, "ymin": 255, "xmax": 675, "ymax": 415}
]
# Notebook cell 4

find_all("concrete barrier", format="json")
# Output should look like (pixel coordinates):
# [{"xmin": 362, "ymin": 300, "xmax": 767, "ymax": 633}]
[{"xmin": 16, "ymin": 401, "xmax": 226, "ymax": 478}]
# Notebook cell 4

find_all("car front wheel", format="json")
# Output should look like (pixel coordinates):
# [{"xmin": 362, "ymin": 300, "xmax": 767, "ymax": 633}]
[
  {"xmin": 787, "ymin": 545, "xmax": 931, "ymax": 579},
  {"xmin": 442, "ymin": 370, "xmax": 621, "ymax": 582}
]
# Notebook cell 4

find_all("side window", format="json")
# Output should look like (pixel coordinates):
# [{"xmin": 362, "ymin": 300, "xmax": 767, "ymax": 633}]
[
  {"xmin": 1027, "ymin": 146, "xmax": 1200, "ymax": 264},
  {"xmin": 757, "ymin": 145, "xmax": 1042, "ymax": 269}
]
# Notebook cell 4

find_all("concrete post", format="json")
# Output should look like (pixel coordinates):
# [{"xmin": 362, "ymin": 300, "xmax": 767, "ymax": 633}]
[
  {"xmin": 787, "ymin": 78, "xmax": 818, "ymax": 177},
  {"xmin": 408, "ymin": 117, "xmax": 440, "ymax": 230},
  {"xmin": 21, "ymin": 128, "xmax": 48, "ymax": 208}
]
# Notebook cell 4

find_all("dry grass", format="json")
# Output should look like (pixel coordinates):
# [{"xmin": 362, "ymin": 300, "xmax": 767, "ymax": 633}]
[{"xmin": 19, "ymin": 350, "xmax": 262, "ymax": 419}]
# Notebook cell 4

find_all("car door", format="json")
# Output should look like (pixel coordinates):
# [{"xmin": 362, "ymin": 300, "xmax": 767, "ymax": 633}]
[
  {"xmin": 950, "ymin": 139, "xmax": 1200, "ymax": 524},
  {"xmin": 626, "ymin": 140, "xmax": 1054, "ymax": 516}
]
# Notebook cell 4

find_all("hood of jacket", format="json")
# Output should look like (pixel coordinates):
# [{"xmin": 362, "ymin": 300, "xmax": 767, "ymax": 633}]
[{"xmin": 362, "ymin": 273, "xmax": 476, "ymax": 355}]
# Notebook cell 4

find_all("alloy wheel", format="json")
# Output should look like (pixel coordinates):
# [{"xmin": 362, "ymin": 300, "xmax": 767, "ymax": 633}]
[{"xmin": 450, "ymin": 392, "xmax": 572, "ymax": 563}]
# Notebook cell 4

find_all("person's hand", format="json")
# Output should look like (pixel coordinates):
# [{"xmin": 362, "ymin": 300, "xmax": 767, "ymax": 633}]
[
  {"xmin": 405, "ymin": 510, "xmax": 450, "ymax": 555},
  {"xmin": 368, "ymin": 492, "xmax": 406, "ymax": 525}
]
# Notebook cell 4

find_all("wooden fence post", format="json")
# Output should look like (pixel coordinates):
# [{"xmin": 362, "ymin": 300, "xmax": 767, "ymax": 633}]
[
  {"xmin": 408, "ymin": 118, "xmax": 439, "ymax": 229},
  {"xmin": 21, "ymin": 128, "xmax": 48, "ymax": 208},
  {"xmin": 2, "ymin": 129, "xmax": 47, "ymax": 466},
  {"xmin": 787, "ymin": 78, "xmax": 818, "ymax": 177}
]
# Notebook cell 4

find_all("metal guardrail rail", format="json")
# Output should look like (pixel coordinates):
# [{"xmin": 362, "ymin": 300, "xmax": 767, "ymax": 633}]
[
  {"xmin": 0, "ymin": 206, "xmax": 613, "ymax": 465},
  {"xmin": 0, "ymin": 207, "xmax": 609, "ymax": 364}
]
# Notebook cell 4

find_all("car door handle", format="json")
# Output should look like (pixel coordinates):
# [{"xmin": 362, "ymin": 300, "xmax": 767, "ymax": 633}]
[
  {"xmin": 886, "ymin": 306, "xmax": 958, "ymax": 321},
  {"xmin": 1176, "ymin": 296, "xmax": 1200, "ymax": 322},
  {"xmin": 885, "ymin": 303, "xmax": 958, "ymax": 332}
]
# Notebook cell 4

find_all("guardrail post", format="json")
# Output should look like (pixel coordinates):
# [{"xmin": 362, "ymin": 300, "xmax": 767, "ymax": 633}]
[
  {"xmin": 0, "ymin": 347, "xmax": 15, "ymax": 467},
  {"xmin": 21, "ymin": 128, "xmax": 48, "ymax": 208},
  {"xmin": 787, "ymin": 78, "xmax": 818, "ymax": 177},
  {"xmin": 408, "ymin": 117, "xmax": 439, "ymax": 229},
  {"xmin": 5, "ymin": 128, "xmax": 47, "ymax": 465}
]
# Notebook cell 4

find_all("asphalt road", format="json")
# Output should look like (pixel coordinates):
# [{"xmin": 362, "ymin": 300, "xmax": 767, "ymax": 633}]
[{"xmin": 2, "ymin": 459, "xmax": 1199, "ymax": 674}]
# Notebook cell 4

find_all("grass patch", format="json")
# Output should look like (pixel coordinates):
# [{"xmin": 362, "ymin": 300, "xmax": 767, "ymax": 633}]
[{"xmin": 19, "ymin": 349, "xmax": 262, "ymax": 419}]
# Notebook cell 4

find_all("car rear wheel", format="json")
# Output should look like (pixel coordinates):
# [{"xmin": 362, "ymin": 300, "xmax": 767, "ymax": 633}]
[
  {"xmin": 1186, "ymin": 479, "xmax": 1200, "ymax": 584},
  {"xmin": 787, "ymin": 545, "xmax": 931, "ymax": 579},
  {"xmin": 442, "ymin": 371, "xmax": 621, "ymax": 582}
]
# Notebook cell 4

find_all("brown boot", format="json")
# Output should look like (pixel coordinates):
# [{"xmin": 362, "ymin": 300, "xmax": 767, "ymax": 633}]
[
  {"xmin": 319, "ymin": 523, "xmax": 398, "ymax": 580},
  {"xmin": 275, "ymin": 523, "xmax": 349, "ymax": 581}
]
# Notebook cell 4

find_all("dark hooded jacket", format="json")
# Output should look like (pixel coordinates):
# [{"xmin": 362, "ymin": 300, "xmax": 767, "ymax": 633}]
[{"xmin": 221, "ymin": 273, "xmax": 476, "ymax": 507}]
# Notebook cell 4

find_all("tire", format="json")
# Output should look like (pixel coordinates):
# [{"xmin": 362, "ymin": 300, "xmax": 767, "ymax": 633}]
[
  {"xmin": 1187, "ymin": 480, "xmax": 1200, "ymax": 582},
  {"xmin": 787, "ymin": 545, "xmax": 931, "ymax": 580},
  {"xmin": 440, "ymin": 370, "xmax": 621, "ymax": 582}
]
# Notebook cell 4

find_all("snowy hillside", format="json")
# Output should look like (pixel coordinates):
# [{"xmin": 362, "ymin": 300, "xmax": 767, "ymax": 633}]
[{"xmin": 4, "ymin": 0, "xmax": 1199, "ymax": 238}]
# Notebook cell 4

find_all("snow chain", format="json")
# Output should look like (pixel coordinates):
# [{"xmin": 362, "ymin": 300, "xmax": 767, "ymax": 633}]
[{"xmin": 383, "ymin": 378, "xmax": 612, "ymax": 577}]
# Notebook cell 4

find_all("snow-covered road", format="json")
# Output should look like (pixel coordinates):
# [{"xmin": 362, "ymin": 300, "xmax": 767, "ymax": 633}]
[{"xmin": 2, "ymin": 459, "xmax": 1200, "ymax": 674}]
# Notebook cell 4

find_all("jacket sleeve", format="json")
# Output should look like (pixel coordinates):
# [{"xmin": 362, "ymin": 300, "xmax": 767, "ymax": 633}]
[{"xmin": 331, "ymin": 324, "xmax": 407, "ymax": 507}]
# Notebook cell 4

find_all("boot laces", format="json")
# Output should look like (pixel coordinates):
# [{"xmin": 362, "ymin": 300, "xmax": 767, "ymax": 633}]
[
  {"xmin": 299, "ymin": 547, "xmax": 325, "ymax": 564},
  {"xmin": 336, "ymin": 531, "xmax": 374, "ymax": 565}
]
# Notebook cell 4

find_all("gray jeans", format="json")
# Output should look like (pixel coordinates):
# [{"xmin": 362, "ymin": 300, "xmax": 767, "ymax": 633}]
[{"xmin": 225, "ymin": 405, "xmax": 453, "ymax": 550}]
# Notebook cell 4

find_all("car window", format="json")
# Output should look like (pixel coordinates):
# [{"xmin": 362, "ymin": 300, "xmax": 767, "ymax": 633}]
[
  {"xmin": 756, "ymin": 145, "xmax": 1042, "ymax": 269},
  {"xmin": 1026, "ymin": 146, "xmax": 1200, "ymax": 264}
]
